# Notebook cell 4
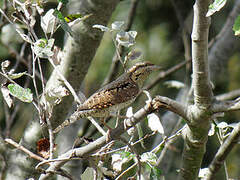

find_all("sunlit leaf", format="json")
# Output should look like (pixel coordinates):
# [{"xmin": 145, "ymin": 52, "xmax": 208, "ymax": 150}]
[
  {"xmin": 125, "ymin": 107, "xmax": 135, "ymax": 135},
  {"xmin": 111, "ymin": 21, "xmax": 124, "ymax": 30},
  {"xmin": 199, "ymin": 168, "xmax": 209, "ymax": 178},
  {"xmin": 116, "ymin": 31, "xmax": 137, "ymax": 47},
  {"xmin": 206, "ymin": 0, "xmax": 227, "ymax": 17},
  {"xmin": 208, "ymin": 123, "xmax": 215, "ymax": 136},
  {"xmin": 141, "ymin": 152, "xmax": 157, "ymax": 166},
  {"xmin": 233, "ymin": 15, "xmax": 240, "ymax": 36},
  {"xmin": 33, "ymin": 38, "xmax": 55, "ymax": 58},
  {"xmin": 217, "ymin": 122, "xmax": 228, "ymax": 129},
  {"xmin": 111, "ymin": 153, "xmax": 130, "ymax": 172},
  {"xmin": 1, "ymin": 60, "xmax": 10, "ymax": 73},
  {"xmin": 1, "ymin": 86, "xmax": 13, "ymax": 108},
  {"xmin": 118, "ymin": 151, "xmax": 134, "ymax": 159},
  {"xmin": 45, "ymin": 86, "xmax": 69, "ymax": 106},
  {"xmin": 8, "ymin": 84, "xmax": 33, "ymax": 103},
  {"xmin": 41, "ymin": 9, "xmax": 56, "ymax": 34},
  {"xmin": 92, "ymin": 24, "xmax": 109, "ymax": 32},
  {"xmin": 66, "ymin": 14, "xmax": 92, "ymax": 27},
  {"xmin": 147, "ymin": 113, "xmax": 164, "ymax": 134}
]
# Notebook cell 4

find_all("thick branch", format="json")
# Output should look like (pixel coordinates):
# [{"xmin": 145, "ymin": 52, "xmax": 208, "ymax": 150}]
[
  {"xmin": 153, "ymin": 96, "xmax": 188, "ymax": 120},
  {"xmin": 159, "ymin": 0, "xmax": 240, "ymax": 177},
  {"xmin": 180, "ymin": 1, "xmax": 212, "ymax": 179},
  {"xmin": 191, "ymin": 0, "xmax": 212, "ymax": 107}
]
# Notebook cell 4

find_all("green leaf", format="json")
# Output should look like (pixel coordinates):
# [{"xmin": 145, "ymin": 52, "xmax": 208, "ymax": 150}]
[
  {"xmin": 8, "ymin": 84, "xmax": 33, "ymax": 103},
  {"xmin": 33, "ymin": 38, "xmax": 55, "ymax": 58},
  {"xmin": 141, "ymin": 152, "xmax": 157, "ymax": 166},
  {"xmin": 206, "ymin": 0, "xmax": 227, "ymax": 17},
  {"xmin": 8, "ymin": 72, "xmax": 27, "ymax": 79},
  {"xmin": 53, "ymin": 9, "xmax": 73, "ymax": 36},
  {"xmin": 64, "ymin": 14, "xmax": 83, "ymax": 23},
  {"xmin": 58, "ymin": 0, "xmax": 68, "ymax": 5},
  {"xmin": 150, "ymin": 166, "xmax": 162, "ymax": 179},
  {"xmin": 118, "ymin": 151, "xmax": 134, "ymax": 159},
  {"xmin": 137, "ymin": 123, "xmax": 145, "ymax": 149},
  {"xmin": 233, "ymin": 15, "xmax": 240, "ymax": 36},
  {"xmin": 81, "ymin": 167, "xmax": 95, "ymax": 180}
]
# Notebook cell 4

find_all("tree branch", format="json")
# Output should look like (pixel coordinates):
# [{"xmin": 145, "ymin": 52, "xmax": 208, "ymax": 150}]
[
  {"xmin": 205, "ymin": 122, "xmax": 240, "ymax": 180},
  {"xmin": 38, "ymin": 94, "xmax": 185, "ymax": 179},
  {"xmin": 212, "ymin": 98, "xmax": 240, "ymax": 113},
  {"xmin": 191, "ymin": 0, "xmax": 212, "ymax": 107},
  {"xmin": 153, "ymin": 96, "xmax": 188, "ymax": 121},
  {"xmin": 180, "ymin": 0, "xmax": 212, "ymax": 179},
  {"xmin": 38, "ymin": 99, "xmax": 155, "ymax": 179},
  {"xmin": 216, "ymin": 89, "xmax": 240, "ymax": 101}
]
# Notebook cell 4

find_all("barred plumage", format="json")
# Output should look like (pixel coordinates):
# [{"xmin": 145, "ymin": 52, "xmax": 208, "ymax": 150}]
[{"xmin": 53, "ymin": 62, "xmax": 160, "ymax": 134}]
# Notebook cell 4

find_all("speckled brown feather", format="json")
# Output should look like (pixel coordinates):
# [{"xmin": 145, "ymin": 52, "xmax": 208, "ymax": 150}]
[
  {"xmin": 53, "ymin": 62, "xmax": 159, "ymax": 133},
  {"xmin": 77, "ymin": 73, "xmax": 139, "ymax": 111}
]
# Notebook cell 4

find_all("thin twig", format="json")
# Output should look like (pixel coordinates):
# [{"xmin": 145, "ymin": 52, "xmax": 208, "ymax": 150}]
[
  {"xmin": 215, "ymin": 89, "xmax": 240, "ymax": 101},
  {"xmin": 48, "ymin": 58, "xmax": 81, "ymax": 104},
  {"xmin": 103, "ymin": 0, "xmax": 140, "ymax": 85},
  {"xmin": 205, "ymin": 122, "xmax": 240, "ymax": 180},
  {"xmin": 4, "ymin": 138, "xmax": 45, "ymax": 161},
  {"xmin": 145, "ymin": 59, "xmax": 192, "ymax": 90},
  {"xmin": 118, "ymin": 136, "xmax": 141, "ymax": 180},
  {"xmin": 91, "ymin": 131, "xmax": 157, "ymax": 157},
  {"xmin": 116, "ymin": 162, "xmax": 137, "ymax": 180}
]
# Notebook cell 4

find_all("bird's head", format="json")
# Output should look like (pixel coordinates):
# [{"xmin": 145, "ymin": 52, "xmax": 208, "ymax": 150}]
[{"xmin": 128, "ymin": 62, "xmax": 160, "ymax": 86}]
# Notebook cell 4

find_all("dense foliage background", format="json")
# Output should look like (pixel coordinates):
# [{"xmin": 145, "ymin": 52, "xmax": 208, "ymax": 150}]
[{"xmin": 0, "ymin": 0, "xmax": 240, "ymax": 179}]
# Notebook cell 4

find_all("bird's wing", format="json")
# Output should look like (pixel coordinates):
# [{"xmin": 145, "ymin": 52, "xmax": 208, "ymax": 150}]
[{"xmin": 78, "ymin": 76, "xmax": 139, "ymax": 110}]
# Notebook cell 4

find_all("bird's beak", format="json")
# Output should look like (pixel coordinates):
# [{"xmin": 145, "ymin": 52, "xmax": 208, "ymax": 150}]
[{"xmin": 150, "ymin": 65, "xmax": 162, "ymax": 71}]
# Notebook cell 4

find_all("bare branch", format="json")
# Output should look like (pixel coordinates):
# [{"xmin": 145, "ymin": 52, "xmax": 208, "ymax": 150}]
[
  {"xmin": 180, "ymin": 0, "xmax": 212, "ymax": 179},
  {"xmin": 205, "ymin": 122, "xmax": 240, "ymax": 180},
  {"xmin": 216, "ymin": 89, "xmax": 240, "ymax": 101},
  {"xmin": 38, "ymin": 96, "xmax": 160, "ymax": 179},
  {"xmin": 4, "ymin": 138, "xmax": 45, "ymax": 162},
  {"xmin": 192, "ymin": 0, "xmax": 212, "ymax": 107},
  {"xmin": 145, "ymin": 59, "xmax": 191, "ymax": 90},
  {"xmin": 152, "ymin": 96, "xmax": 188, "ymax": 121},
  {"xmin": 212, "ymin": 99, "xmax": 240, "ymax": 113}
]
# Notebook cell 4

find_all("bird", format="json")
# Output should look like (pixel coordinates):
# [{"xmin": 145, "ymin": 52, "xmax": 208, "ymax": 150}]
[{"xmin": 53, "ymin": 62, "xmax": 160, "ymax": 134}]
